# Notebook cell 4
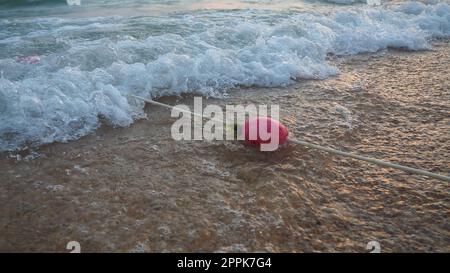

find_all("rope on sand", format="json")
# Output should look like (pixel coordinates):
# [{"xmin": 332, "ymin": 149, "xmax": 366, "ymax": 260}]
[
  {"xmin": 131, "ymin": 95, "xmax": 450, "ymax": 182},
  {"xmin": 288, "ymin": 139, "xmax": 450, "ymax": 182}
]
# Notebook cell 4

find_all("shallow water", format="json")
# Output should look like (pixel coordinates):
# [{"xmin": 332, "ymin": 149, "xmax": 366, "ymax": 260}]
[
  {"xmin": 0, "ymin": 0, "xmax": 449, "ymax": 252},
  {"xmin": 0, "ymin": 41, "xmax": 449, "ymax": 252}
]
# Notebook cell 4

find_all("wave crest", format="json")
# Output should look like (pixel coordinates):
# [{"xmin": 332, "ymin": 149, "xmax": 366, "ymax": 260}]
[{"xmin": 0, "ymin": 1, "xmax": 449, "ymax": 151}]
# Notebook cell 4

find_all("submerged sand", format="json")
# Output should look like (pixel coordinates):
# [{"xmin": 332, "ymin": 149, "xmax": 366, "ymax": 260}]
[{"xmin": 0, "ymin": 41, "xmax": 449, "ymax": 252}]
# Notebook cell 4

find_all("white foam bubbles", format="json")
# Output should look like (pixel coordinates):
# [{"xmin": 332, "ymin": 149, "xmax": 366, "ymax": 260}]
[{"xmin": 0, "ymin": 2, "xmax": 449, "ymax": 151}]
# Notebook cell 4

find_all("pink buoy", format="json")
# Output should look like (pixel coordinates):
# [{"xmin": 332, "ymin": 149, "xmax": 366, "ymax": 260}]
[
  {"xmin": 16, "ymin": 55, "xmax": 40, "ymax": 65},
  {"xmin": 243, "ymin": 116, "xmax": 289, "ymax": 149}
]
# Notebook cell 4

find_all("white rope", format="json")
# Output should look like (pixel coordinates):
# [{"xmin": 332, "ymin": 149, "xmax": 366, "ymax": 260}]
[
  {"xmin": 131, "ymin": 95, "xmax": 450, "ymax": 182},
  {"xmin": 288, "ymin": 139, "xmax": 450, "ymax": 182}
]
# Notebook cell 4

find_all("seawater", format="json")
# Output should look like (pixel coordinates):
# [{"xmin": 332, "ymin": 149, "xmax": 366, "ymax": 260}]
[{"xmin": 0, "ymin": 0, "xmax": 449, "ymax": 151}]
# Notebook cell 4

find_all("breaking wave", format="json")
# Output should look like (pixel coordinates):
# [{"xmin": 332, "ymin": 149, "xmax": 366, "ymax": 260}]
[{"xmin": 0, "ymin": 1, "xmax": 449, "ymax": 151}]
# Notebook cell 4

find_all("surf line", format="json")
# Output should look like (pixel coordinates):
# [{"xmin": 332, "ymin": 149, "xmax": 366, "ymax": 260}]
[{"xmin": 131, "ymin": 95, "xmax": 450, "ymax": 182}]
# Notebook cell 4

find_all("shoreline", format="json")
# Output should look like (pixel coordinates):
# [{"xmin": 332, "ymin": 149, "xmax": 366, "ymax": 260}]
[{"xmin": 0, "ymin": 41, "xmax": 449, "ymax": 252}]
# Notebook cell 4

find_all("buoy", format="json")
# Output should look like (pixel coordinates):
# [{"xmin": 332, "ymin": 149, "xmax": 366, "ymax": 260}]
[
  {"xmin": 243, "ymin": 116, "xmax": 289, "ymax": 147},
  {"xmin": 16, "ymin": 55, "xmax": 40, "ymax": 65}
]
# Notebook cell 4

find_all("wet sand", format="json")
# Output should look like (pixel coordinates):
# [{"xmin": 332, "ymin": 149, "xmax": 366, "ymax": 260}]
[{"xmin": 0, "ymin": 41, "xmax": 449, "ymax": 252}]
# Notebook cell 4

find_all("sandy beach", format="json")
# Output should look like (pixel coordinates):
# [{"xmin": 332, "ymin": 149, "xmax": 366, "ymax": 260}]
[{"xmin": 0, "ymin": 39, "xmax": 448, "ymax": 252}]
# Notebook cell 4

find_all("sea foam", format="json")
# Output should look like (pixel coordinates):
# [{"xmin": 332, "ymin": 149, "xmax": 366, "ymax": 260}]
[{"xmin": 0, "ymin": 1, "xmax": 449, "ymax": 151}]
